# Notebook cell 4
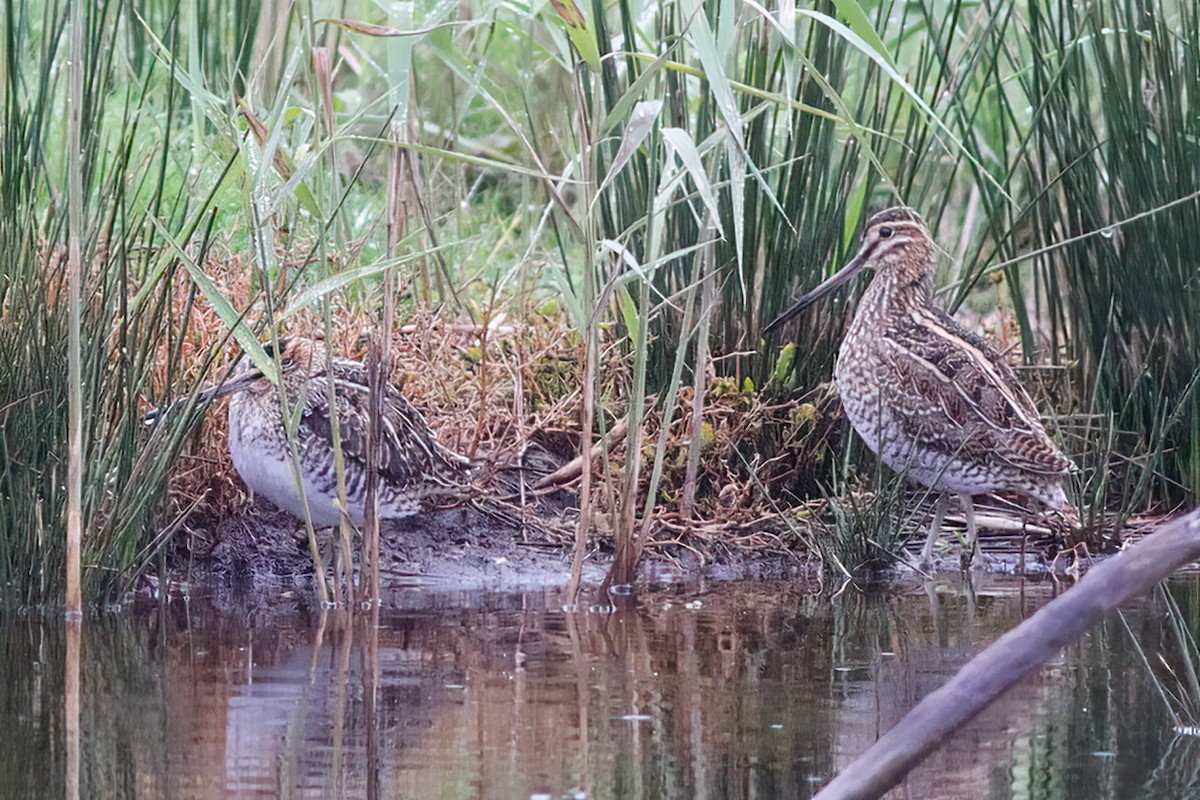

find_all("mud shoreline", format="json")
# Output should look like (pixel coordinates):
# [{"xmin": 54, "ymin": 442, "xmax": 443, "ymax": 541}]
[
  {"xmin": 168, "ymin": 504, "xmax": 827, "ymax": 601},
  {"xmin": 165, "ymin": 494, "xmax": 1114, "ymax": 605}
]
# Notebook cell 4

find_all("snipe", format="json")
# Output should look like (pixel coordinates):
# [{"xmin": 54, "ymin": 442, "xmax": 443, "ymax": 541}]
[
  {"xmin": 212, "ymin": 337, "xmax": 472, "ymax": 527},
  {"xmin": 765, "ymin": 207, "xmax": 1075, "ymax": 567}
]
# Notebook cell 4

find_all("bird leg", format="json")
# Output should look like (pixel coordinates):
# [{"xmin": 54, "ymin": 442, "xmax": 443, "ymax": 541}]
[
  {"xmin": 920, "ymin": 493, "xmax": 949, "ymax": 569},
  {"xmin": 959, "ymin": 492, "xmax": 984, "ymax": 568}
]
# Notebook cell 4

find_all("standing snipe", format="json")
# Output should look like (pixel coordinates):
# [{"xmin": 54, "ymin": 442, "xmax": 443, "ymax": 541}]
[
  {"xmin": 212, "ymin": 337, "xmax": 472, "ymax": 527},
  {"xmin": 765, "ymin": 207, "xmax": 1075, "ymax": 567}
]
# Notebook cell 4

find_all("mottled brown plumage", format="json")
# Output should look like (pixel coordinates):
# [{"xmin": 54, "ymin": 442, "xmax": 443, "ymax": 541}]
[
  {"xmin": 218, "ymin": 337, "xmax": 471, "ymax": 528},
  {"xmin": 767, "ymin": 207, "xmax": 1075, "ymax": 566}
]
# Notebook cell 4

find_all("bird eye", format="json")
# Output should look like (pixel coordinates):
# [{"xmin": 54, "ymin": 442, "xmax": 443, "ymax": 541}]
[{"xmin": 879, "ymin": 226, "xmax": 894, "ymax": 238}]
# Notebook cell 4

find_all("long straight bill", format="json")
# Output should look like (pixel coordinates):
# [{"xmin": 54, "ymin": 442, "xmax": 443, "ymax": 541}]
[
  {"xmin": 142, "ymin": 369, "xmax": 263, "ymax": 423},
  {"xmin": 763, "ymin": 253, "xmax": 867, "ymax": 335}
]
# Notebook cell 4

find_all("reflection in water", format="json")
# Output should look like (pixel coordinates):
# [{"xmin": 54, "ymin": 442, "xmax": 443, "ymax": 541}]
[{"xmin": 2, "ymin": 574, "xmax": 1199, "ymax": 798}]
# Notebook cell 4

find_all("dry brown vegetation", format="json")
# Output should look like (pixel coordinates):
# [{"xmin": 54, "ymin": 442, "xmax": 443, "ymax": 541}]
[
  {"xmin": 156, "ymin": 253, "xmax": 862, "ymax": 568},
  {"xmin": 158, "ymin": 272, "xmax": 1094, "ymax": 578}
]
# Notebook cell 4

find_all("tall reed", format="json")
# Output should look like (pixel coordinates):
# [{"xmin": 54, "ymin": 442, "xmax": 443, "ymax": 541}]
[{"xmin": 0, "ymin": 0, "xmax": 257, "ymax": 606}]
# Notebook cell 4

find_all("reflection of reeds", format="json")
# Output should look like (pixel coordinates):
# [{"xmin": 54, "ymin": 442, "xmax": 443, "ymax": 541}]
[
  {"xmin": 1129, "ymin": 580, "xmax": 1200, "ymax": 732},
  {"xmin": 8, "ymin": 0, "xmax": 1200, "ymax": 607},
  {"xmin": 824, "ymin": 510, "xmax": 1200, "ymax": 797},
  {"xmin": 1141, "ymin": 729, "xmax": 1200, "ymax": 798},
  {"xmin": 16, "ymin": 577, "xmax": 1200, "ymax": 796},
  {"xmin": 64, "ymin": 620, "xmax": 80, "ymax": 800}
]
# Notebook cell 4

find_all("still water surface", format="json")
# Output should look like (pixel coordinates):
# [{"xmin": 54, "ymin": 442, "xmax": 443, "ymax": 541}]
[{"xmin": 4, "ymin": 573, "xmax": 1200, "ymax": 799}]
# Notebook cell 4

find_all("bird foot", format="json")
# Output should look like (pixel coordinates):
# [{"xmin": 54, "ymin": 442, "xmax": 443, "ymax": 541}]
[{"xmin": 960, "ymin": 548, "xmax": 993, "ymax": 571}]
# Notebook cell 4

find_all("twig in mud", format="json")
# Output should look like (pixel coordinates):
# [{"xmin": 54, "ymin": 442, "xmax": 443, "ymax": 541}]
[
  {"xmin": 949, "ymin": 512, "xmax": 1053, "ymax": 537},
  {"xmin": 534, "ymin": 414, "xmax": 630, "ymax": 489}
]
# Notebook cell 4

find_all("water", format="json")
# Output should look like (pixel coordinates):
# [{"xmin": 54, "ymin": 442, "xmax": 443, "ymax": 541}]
[{"xmin": 4, "ymin": 574, "xmax": 1200, "ymax": 799}]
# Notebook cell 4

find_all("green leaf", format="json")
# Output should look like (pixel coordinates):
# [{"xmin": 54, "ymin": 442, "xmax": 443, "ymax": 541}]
[
  {"xmin": 282, "ymin": 240, "xmax": 462, "ymax": 318},
  {"xmin": 598, "ymin": 100, "xmax": 664, "ymax": 197},
  {"xmin": 661, "ymin": 127, "xmax": 725, "ymax": 238},
  {"xmin": 344, "ymin": 135, "xmax": 577, "ymax": 184},
  {"xmin": 316, "ymin": 17, "xmax": 467, "ymax": 37},
  {"xmin": 773, "ymin": 342, "xmax": 796, "ymax": 384},
  {"xmin": 679, "ymin": 0, "xmax": 747, "ymax": 273},
  {"xmin": 148, "ymin": 216, "xmax": 277, "ymax": 385},
  {"xmin": 617, "ymin": 286, "xmax": 642, "ymax": 351},
  {"xmin": 547, "ymin": 0, "xmax": 601, "ymax": 71},
  {"xmin": 830, "ymin": 0, "xmax": 898, "ymax": 71},
  {"xmin": 793, "ymin": 7, "xmax": 1011, "ymax": 203},
  {"xmin": 601, "ymin": 48, "xmax": 677, "ymax": 134}
]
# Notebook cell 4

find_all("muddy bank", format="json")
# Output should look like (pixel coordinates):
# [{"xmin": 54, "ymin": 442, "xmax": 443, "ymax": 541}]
[
  {"xmin": 169, "ymin": 511, "xmax": 819, "ymax": 598},
  {"xmin": 165, "ymin": 494, "xmax": 1127, "ymax": 601},
  {"xmin": 170, "ymin": 502, "xmax": 588, "ymax": 594}
]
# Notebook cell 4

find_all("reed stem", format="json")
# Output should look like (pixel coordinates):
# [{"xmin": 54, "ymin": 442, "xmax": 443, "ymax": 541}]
[{"xmin": 64, "ymin": 0, "xmax": 85, "ymax": 618}]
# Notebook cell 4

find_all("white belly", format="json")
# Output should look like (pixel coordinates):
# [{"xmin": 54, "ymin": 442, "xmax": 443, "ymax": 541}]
[
  {"xmin": 227, "ymin": 396, "xmax": 358, "ymax": 527},
  {"xmin": 227, "ymin": 394, "xmax": 422, "ymax": 527},
  {"xmin": 229, "ymin": 441, "xmax": 347, "ymax": 527}
]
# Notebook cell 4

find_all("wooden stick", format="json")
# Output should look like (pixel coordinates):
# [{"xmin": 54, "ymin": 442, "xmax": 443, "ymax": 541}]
[
  {"xmin": 533, "ymin": 415, "xmax": 629, "ymax": 490},
  {"xmin": 814, "ymin": 507, "xmax": 1200, "ymax": 800}
]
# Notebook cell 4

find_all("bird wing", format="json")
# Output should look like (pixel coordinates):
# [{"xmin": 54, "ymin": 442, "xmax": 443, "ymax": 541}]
[
  {"xmin": 876, "ymin": 306, "xmax": 1074, "ymax": 476},
  {"xmin": 298, "ymin": 360, "xmax": 470, "ymax": 489}
]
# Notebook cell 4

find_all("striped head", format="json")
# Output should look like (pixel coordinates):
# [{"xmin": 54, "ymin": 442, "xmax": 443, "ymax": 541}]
[
  {"xmin": 213, "ymin": 336, "xmax": 328, "ymax": 399},
  {"xmin": 852, "ymin": 207, "xmax": 933, "ymax": 276},
  {"xmin": 764, "ymin": 206, "xmax": 933, "ymax": 333}
]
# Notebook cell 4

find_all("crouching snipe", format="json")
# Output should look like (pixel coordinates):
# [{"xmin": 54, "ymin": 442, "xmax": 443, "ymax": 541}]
[
  {"xmin": 213, "ymin": 337, "xmax": 472, "ymax": 528},
  {"xmin": 765, "ymin": 207, "xmax": 1076, "ymax": 568}
]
